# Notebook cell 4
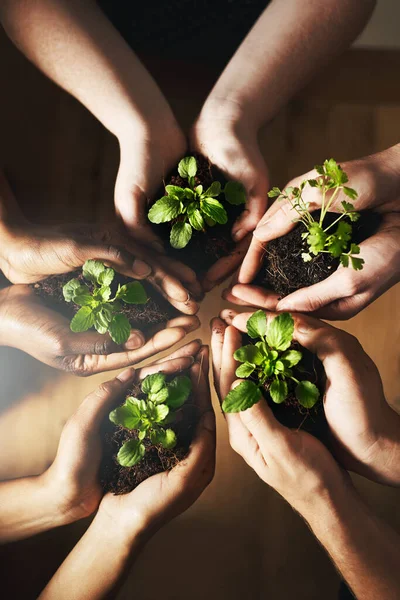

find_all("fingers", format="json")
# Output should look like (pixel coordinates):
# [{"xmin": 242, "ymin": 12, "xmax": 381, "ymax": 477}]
[
  {"xmin": 190, "ymin": 346, "xmax": 211, "ymax": 415},
  {"xmin": 237, "ymin": 233, "xmax": 267, "ymax": 284},
  {"xmin": 239, "ymin": 393, "xmax": 286, "ymax": 455},
  {"xmin": 231, "ymin": 189, "xmax": 269, "ymax": 242},
  {"xmin": 148, "ymin": 271, "xmax": 198, "ymax": 315},
  {"xmin": 221, "ymin": 326, "xmax": 243, "ymax": 400},
  {"xmin": 153, "ymin": 338, "xmax": 203, "ymax": 364},
  {"xmin": 138, "ymin": 355, "xmax": 196, "ymax": 380},
  {"xmin": 210, "ymin": 317, "xmax": 227, "ymax": 398},
  {"xmin": 202, "ymin": 234, "xmax": 251, "ymax": 292},
  {"xmin": 223, "ymin": 284, "xmax": 280, "ymax": 310}
]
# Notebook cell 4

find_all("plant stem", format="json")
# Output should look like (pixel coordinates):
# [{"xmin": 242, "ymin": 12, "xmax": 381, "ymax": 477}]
[{"xmin": 323, "ymin": 211, "xmax": 345, "ymax": 233}]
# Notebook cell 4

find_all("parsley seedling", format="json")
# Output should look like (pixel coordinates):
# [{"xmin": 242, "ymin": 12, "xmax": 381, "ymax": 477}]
[
  {"xmin": 268, "ymin": 159, "xmax": 364, "ymax": 270},
  {"xmin": 109, "ymin": 372, "xmax": 192, "ymax": 467},
  {"xmin": 148, "ymin": 155, "xmax": 246, "ymax": 249},
  {"xmin": 222, "ymin": 311, "xmax": 320, "ymax": 413},
  {"xmin": 63, "ymin": 260, "xmax": 147, "ymax": 344}
]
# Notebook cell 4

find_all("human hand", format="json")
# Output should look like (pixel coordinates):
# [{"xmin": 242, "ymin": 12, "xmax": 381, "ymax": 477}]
[
  {"xmin": 0, "ymin": 285, "xmax": 200, "ymax": 375},
  {"xmin": 232, "ymin": 145, "xmax": 400, "ymax": 319},
  {"xmin": 97, "ymin": 344, "xmax": 215, "ymax": 536},
  {"xmin": 191, "ymin": 99, "xmax": 269, "ymax": 291},
  {"xmin": 222, "ymin": 309, "xmax": 400, "ymax": 487},
  {"xmin": 44, "ymin": 340, "xmax": 204, "ymax": 525},
  {"xmin": 210, "ymin": 314, "xmax": 344, "ymax": 514}
]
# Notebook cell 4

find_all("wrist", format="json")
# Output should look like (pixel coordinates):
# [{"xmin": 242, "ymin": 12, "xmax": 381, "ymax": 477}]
[
  {"xmin": 95, "ymin": 500, "xmax": 153, "ymax": 552},
  {"xmin": 195, "ymin": 95, "xmax": 259, "ymax": 136}
]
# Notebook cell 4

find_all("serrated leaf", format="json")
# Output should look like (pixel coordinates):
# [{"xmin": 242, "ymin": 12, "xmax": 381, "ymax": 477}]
[
  {"xmin": 200, "ymin": 198, "xmax": 228, "ymax": 224},
  {"xmin": 341, "ymin": 200, "xmax": 355, "ymax": 212},
  {"xmin": 94, "ymin": 308, "xmax": 112, "ymax": 334},
  {"xmin": 295, "ymin": 380, "xmax": 320, "ymax": 408},
  {"xmin": 265, "ymin": 313, "xmax": 294, "ymax": 351},
  {"xmin": 178, "ymin": 156, "xmax": 197, "ymax": 179},
  {"xmin": 343, "ymin": 187, "xmax": 358, "ymax": 200},
  {"xmin": 350, "ymin": 256, "xmax": 364, "ymax": 270},
  {"xmin": 323, "ymin": 158, "xmax": 348, "ymax": 186},
  {"xmin": 117, "ymin": 281, "xmax": 147, "ymax": 304},
  {"xmin": 166, "ymin": 375, "xmax": 192, "ymax": 409},
  {"xmin": 301, "ymin": 253, "xmax": 312, "ymax": 262},
  {"xmin": 109, "ymin": 401, "xmax": 141, "ymax": 429},
  {"xmin": 247, "ymin": 310, "xmax": 267, "ymax": 339},
  {"xmin": 234, "ymin": 345, "xmax": 264, "ymax": 365},
  {"xmin": 188, "ymin": 203, "xmax": 205, "ymax": 231},
  {"xmin": 204, "ymin": 181, "xmax": 221, "ymax": 197},
  {"xmin": 222, "ymin": 380, "xmax": 262, "ymax": 413},
  {"xmin": 154, "ymin": 404, "xmax": 169, "ymax": 422},
  {"xmin": 142, "ymin": 373, "xmax": 166, "ymax": 395},
  {"xmin": 340, "ymin": 254, "xmax": 349, "ymax": 268},
  {"xmin": 117, "ymin": 439, "xmax": 145, "ymax": 467},
  {"xmin": 148, "ymin": 196, "xmax": 181, "ymax": 223},
  {"xmin": 235, "ymin": 363, "xmax": 256, "ymax": 378},
  {"xmin": 98, "ymin": 268, "xmax": 114, "ymax": 286},
  {"xmin": 73, "ymin": 291, "xmax": 93, "ymax": 307},
  {"xmin": 165, "ymin": 185, "xmax": 185, "ymax": 199},
  {"xmin": 224, "ymin": 181, "xmax": 246, "ymax": 205},
  {"xmin": 70, "ymin": 306, "xmax": 95, "ymax": 332},
  {"xmin": 270, "ymin": 379, "xmax": 288, "ymax": 404},
  {"xmin": 108, "ymin": 314, "xmax": 131, "ymax": 344},
  {"xmin": 267, "ymin": 187, "xmax": 281, "ymax": 198},
  {"xmin": 63, "ymin": 279, "xmax": 84, "ymax": 302},
  {"xmin": 97, "ymin": 285, "xmax": 112, "ymax": 302},
  {"xmin": 150, "ymin": 388, "xmax": 169, "ymax": 405},
  {"xmin": 307, "ymin": 223, "xmax": 327, "ymax": 255},
  {"xmin": 82, "ymin": 260, "xmax": 106, "ymax": 284},
  {"xmin": 281, "ymin": 349, "xmax": 302, "ymax": 367},
  {"xmin": 170, "ymin": 221, "xmax": 192, "ymax": 249}
]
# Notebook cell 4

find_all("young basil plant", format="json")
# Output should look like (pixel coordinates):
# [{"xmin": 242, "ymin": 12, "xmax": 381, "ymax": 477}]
[
  {"xmin": 62, "ymin": 260, "xmax": 147, "ymax": 344},
  {"xmin": 222, "ymin": 311, "xmax": 320, "ymax": 413},
  {"xmin": 148, "ymin": 155, "xmax": 246, "ymax": 249},
  {"xmin": 109, "ymin": 372, "xmax": 192, "ymax": 467},
  {"xmin": 268, "ymin": 158, "xmax": 364, "ymax": 270}
]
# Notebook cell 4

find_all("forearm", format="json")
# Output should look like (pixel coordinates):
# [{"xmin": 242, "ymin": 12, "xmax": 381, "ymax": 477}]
[
  {"xmin": 0, "ymin": 472, "xmax": 64, "ymax": 543},
  {"xmin": 201, "ymin": 0, "xmax": 376, "ymax": 128},
  {"xmin": 0, "ymin": 0, "xmax": 178, "ymax": 140},
  {"xmin": 301, "ymin": 478, "xmax": 400, "ymax": 599},
  {"xmin": 38, "ymin": 510, "xmax": 149, "ymax": 600}
]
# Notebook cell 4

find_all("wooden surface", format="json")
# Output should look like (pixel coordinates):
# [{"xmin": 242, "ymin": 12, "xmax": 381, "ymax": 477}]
[{"xmin": 0, "ymin": 36, "xmax": 399, "ymax": 600}]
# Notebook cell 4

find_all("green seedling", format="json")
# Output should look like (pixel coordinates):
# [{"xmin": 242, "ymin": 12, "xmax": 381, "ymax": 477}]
[
  {"xmin": 222, "ymin": 311, "xmax": 320, "ymax": 413},
  {"xmin": 268, "ymin": 158, "xmax": 364, "ymax": 270},
  {"xmin": 109, "ymin": 372, "xmax": 192, "ymax": 467},
  {"xmin": 148, "ymin": 155, "xmax": 246, "ymax": 249},
  {"xmin": 62, "ymin": 260, "xmax": 147, "ymax": 344}
]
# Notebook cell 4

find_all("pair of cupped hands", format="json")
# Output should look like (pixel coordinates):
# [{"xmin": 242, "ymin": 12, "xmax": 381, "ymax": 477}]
[{"xmin": 34, "ymin": 311, "xmax": 399, "ymax": 547}]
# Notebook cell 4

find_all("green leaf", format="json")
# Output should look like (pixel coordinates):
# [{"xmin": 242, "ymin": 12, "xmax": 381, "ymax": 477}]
[
  {"xmin": 270, "ymin": 379, "xmax": 288, "ymax": 404},
  {"xmin": 295, "ymin": 380, "xmax": 320, "ymax": 408},
  {"xmin": 222, "ymin": 380, "xmax": 262, "ymax": 413},
  {"xmin": 165, "ymin": 185, "xmax": 186, "ymax": 199},
  {"xmin": 343, "ymin": 187, "xmax": 358, "ymax": 200},
  {"xmin": 109, "ymin": 400, "xmax": 141, "ymax": 429},
  {"xmin": 188, "ymin": 203, "xmax": 205, "ymax": 231},
  {"xmin": 158, "ymin": 428, "xmax": 177, "ymax": 449},
  {"xmin": 265, "ymin": 313, "xmax": 294, "ymax": 351},
  {"xmin": 301, "ymin": 253, "xmax": 312, "ymax": 262},
  {"xmin": 97, "ymin": 285, "xmax": 112, "ymax": 302},
  {"xmin": 323, "ymin": 158, "xmax": 348, "ymax": 186},
  {"xmin": 307, "ymin": 223, "xmax": 327, "ymax": 255},
  {"xmin": 235, "ymin": 362, "xmax": 256, "ymax": 378},
  {"xmin": 70, "ymin": 306, "xmax": 95, "ymax": 332},
  {"xmin": 178, "ymin": 156, "xmax": 197, "ymax": 179},
  {"xmin": 184, "ymin": 188, "xmax": 195, "ymax": 200},
  {"xmin": 73, "ymin": 290, "xmax": 93, "ymax": 307},
  {"xmin": 108, "ymin": 314, "xmax": 131, "ymax": 344},
  {"xmin": 117, "ymin": 282, "xmax": 147, "ymax": 305},
  {"xmin": 142, "ymin": 373, "xmax": 166, "ymax": 395},
  {"xmin": 148, "ymin": 196, "xmax": 181, "ymax": 224},
  {"xmin": 63, "ymin": 278, "xmax": 84, "ymax": 302},
  {"xmin": 200, "ymin": 198, "xmax": 228, "ymax": 224},
  {"xmin": 170, "ymin": 222, "xmax": 192, "ymax": 249},
  {"xmin": 150, "ymin": 388, "xmax": 169, "ymax": 405},
  {"xmin": 341, "ymin": 200, "xmax": 355, "ymax": 212},
  {"xmin": 224, "ymin": 181, "xmax": 246, "ymax": 205},
  {"xmin": 166, "ymin": 375, "xmax": 192, "ymax": 409},
  {"xmin": 350, "ymin": 256, "xmax": 364, "ymax": 270},
  {"xmin": 234, "ymin": 345, "xmax": 264, "ymax": 365},
  {"xmin": 281, "ymin": 349, "xmax": 302, "ymax": 367},
  {"xmin": 82, "ymin": 260, "xmax": 106, "ymax": 284},
  {"xmin": 340, "ymin": 254, "xmax": 349, "ymax": 268},
  {"xmin": 117, "ymin": 439, "xmax": 145, "ymax": 467},
  {"xmin": 98, "ymin": 268, "xmax": 114, "ymax": 286},
  {"xmin": 204, "ymin": 216, "xmax": 216, "ymax": 227},
  {"xmin": 247, "ymin": 310, "xmax": 267, "ymax": 339},
  {"xmin": 195, "ymin": 185, "xmax": 203, "ymax": 195},
  {"xmin": 267, "ymin": 187, "xmax": 281, "ymax": 198},
  {"xmin": 204, "ymin": 181, "xmax": 221, "ymax": 197},
  {"xmin": 154, "ymin": 404, "xmax": 169, "ymax": 422}
]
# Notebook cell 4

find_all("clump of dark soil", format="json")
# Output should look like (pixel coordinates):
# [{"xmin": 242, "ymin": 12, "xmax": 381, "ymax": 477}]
[
  {"xmin": 254, "ymin": 210, "xmax": 381, "ymax": 297},
  {"xmin": 32, "ymin": 271, "xmax": 180, "ymax": 336},
  {"xmin": 100, "ymin": 375, "xmax": 198, "ymax": 494},
  {"xmin": 152, "ymin": 153, "xmax": 244, "ymax": 273}
]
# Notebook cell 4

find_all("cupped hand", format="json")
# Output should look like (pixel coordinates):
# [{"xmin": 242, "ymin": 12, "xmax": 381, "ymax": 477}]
[
  {"xmin": 210, "ymin": 315, "xmax": 344, "ymax": 514},
  {"xmin": 97, "ymin": 345, "xmax": 215, "ymax": 535},
  {"xmin": 233, "ymin": 145, "xmax": 400, "ymax": 319},
  {"xmin": 44, "ymin": 340, "xmax": 204, "ymax": 524},
  {"xmin": 222, "ymin": 309, "xmax": 400, "ymax": 487},
  {"xmin": 191, "ymin": 100, "xmax": 269, "ymax": 291},
  {"xmin": 0, "ymin": 285, "xmax": 200, "ymax": 375}
]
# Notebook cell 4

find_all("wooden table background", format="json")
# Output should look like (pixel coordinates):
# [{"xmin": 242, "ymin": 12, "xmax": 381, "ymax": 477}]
[{"xmin": 0, "ymin": 30, "xmax": 399, "ymax": 599}]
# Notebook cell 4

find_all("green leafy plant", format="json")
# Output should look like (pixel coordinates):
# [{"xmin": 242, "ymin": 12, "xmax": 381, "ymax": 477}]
[
  {"xmin": 268, "ymin": 158, "xmax": 364, "ymax": 270},
  {"xmin": 222, "ymin": 311, "xmax": 320, "ymax": 413},
  {"xmin": 148, "ymin": 155, "xmax": 246, "ymax": 249},
  {"xmin": 109, "ymin": 372, "xmax": 192, "ymax": 467},
  {"xmin": 62, "ymin": 260, "xmax": 147, "ymax": 344}
]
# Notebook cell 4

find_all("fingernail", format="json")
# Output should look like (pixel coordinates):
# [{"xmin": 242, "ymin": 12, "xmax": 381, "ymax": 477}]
[
  {"xmin": 132, "ymin": 259, "xmax": 152, "ymax": 278},
  {"xmin": 117, "ymin": 367, "xmax": 135, "ymax": 382},
  {"xmin": 124, "ymin": 331, "xmax": 145, "ymax": 350},
  {"xmin": 202, "ymin": 411, "xmax": 216, "ymax": 431},
  {"xmin": 233, "ymin": 228, "xmax": 245, "ymax": 242}
]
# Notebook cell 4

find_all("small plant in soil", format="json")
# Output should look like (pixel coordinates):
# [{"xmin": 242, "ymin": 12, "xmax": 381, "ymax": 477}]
[
  {"xmin": 222, "ymin": 311, "xmax": 320, "ymax": 414},
  {"xmin": 268, "ymin": 158, "xmax": 364, "ymax": 270},
  {"xmin": 148, "ymin": 155, "xmax": 246, "ymax": 249},
  {"xmin": 109, "ymin": 372, "xmax": 192, "ymax": 467},
  {"xmin": 62, "ymin": 260, "xmax": 147, "ymax": 344}
]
